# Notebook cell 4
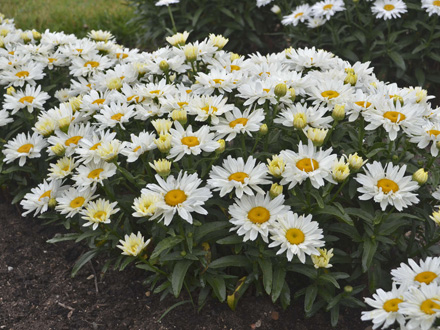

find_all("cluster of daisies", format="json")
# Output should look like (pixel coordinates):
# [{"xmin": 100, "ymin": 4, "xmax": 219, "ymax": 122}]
[
  {"xmin": 362, "ymin": 257, "xmax": 440, "ymax": 330},
  {"xmin": 258, "ymin": 0, "xmax": 440, "ymax": 28},
  {"xmin": 1, "ymin": 12, "xmax": 440, "ymax": 319}
]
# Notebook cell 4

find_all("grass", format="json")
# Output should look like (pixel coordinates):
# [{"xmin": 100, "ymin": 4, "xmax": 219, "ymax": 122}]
[{"xmin": 1, "ymin": 0, "xmax": 139, "ymax": 47}]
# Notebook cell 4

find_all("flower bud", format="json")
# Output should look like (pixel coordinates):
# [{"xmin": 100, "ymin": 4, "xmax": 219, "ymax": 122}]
[
  {"xmin": 259, "ymin": 124, "xmax": 268, "ymax": 135},
  {"xmin": 288, "ymin": 88, "xmax": 296, "ymax": 102},
  {"xmin": 159, "ymin": 60, "xmax": 169, "ymax": 72},
  {"xmin": 267, "ymin": 155, "xmax": 285, "ymax": 178},
  {"xmin": 6, "ymin": 86, "xmax": 15, "ymax": 95},
  {"xmin": 48, "ymin": 198, "xmax": 57, "ymax": 209},
  {"xmin": 332, "ymin": 157, "xmax": 350, "ymax": 182},
  {"xmin": 20, "ymin": 32, "xmax": 31, "ymax": 43},
  {"xmin": 306, "ymin": 128, "xmax": 328, "ymax": 147},
  {"xmin": 209, "ymin": 34, "xmax": 228, "ymax": 50},
  {"xmin": 216, "ymin": 139, "xmax": 226, "ymax": 154},
  {"xmin": 149, "ymin": 159, "xmax": 172, "ymax": 178},
  {"xmin": 347, "ymin": 152, "xmax": 365, "ymax": 170},
  {"xmin": 430, "ymin": 209, "xmax": 440, "ymax": 226},
  {"xmin": 311, "ymin": 248, "xmax": 333, "ymax": 269},
  {"xmin": 344, "ymin": 285, "xmax": 353, "ymax": 293},
  {"xmin": 106, "ymin": 77, "xmax": 123, "ymax": 90},
  {"xmin": 32, "ymin": 30, "xmax": 41, "ymax": 40},
  {"xmin": 166, "ymin": 31, "xmax": 190, "ymax": 47},
  {"xmin": 171, "ymin": 109, "xmax": 187, "ymax": 125},
  {"xmin": 344, "ymin": 73, "xmax": 357, "ymax": 86},
  {"xmin": 50, "ymin": 143, "xmax": 66, "ymax": 157},
  {"xmin": 230, "ymin": 53, "xmax": 241, "ymax": 61},
  {"xmin": 413, "ymin": 168, "xmax": 428, "ymax": 185},
  {"xmin": 293, "ymin": 113, "xmax": 307, "ymax": 129},
  {"xmin": 332, "ymin": 104, "xmax": 345, "ymax": 121},
  {"xmin": 269, "ymin": 183, "xmax": 283, "ymax": 199},
  {"xmin": 154, "ymin": 134, "xmax": 172, "ymax": 154},
  {"xmin": 274, "ymin": 83, "xmax": 287, "ymax": 98},
  {"xmin": 152, "ymin": 119, "xmax": 173, "ymax": 135},
  {"xmin": 271, "ymin": 5, "xmax": 281, "ymax": 14},
  {"xmin": 184, "ymin": 45, "xmax": 198, "ymax": 62}
]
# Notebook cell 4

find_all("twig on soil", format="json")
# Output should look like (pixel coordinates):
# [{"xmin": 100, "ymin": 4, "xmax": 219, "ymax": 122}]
[
  {"xmin": 89, "ymin": 261, "xmax": 99, "ymax": 294},
  {"xmin": 57, "ymin": 301, "xmax": 75, "ymax": 311}
]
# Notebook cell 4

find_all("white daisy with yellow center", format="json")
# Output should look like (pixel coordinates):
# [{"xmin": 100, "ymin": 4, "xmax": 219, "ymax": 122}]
[
  {"xmin": 422, "ymin": 0, "xmax": 440, "ymax": 16},
  {"xmin": 121, "ymin": 131, "xmax": 157, "ymax": 163},
  {"xmin": 48, "ymin": 156, "xmax": 78, "ymax": 180},
  {"xmin": 132, "ymin": 191, "xmax": 161, "ymax": 218},
  {"xmin": 47, "ymin": 123, "xmax": 94, "ymax": 157},
  {"xmin": 207, "ymin": 155, "xmax": 271, "ymax": 198},
  {"xmin": 268, "ymin": 212, "xmax": 324, "ymax": 263},
  {"xmin": 281, "ymin": 4, "xmax": 312, "ymax": 27},
  {"xmin": 72, "ymin": 160, "xmax": 117, "ymax": 191},
  {"xmin": 20, "ymin": 179, "xmax": 66, "ymax": 216},
  {"xmin": 2, "ymin": 132, "xmax": 48, "ymax": 167},
  {"xmin": 409, "ymin": 121, "xmax": 440, "ymax": 157},
  {"xmin": 371, "ymin": 0, "xmax": 407, "ymax": 20},
  {"xmin": 188, "ymin": 94, "xmax": 235, "ymax": 125},
  {"xmin": 228, "ymin": 193, "xmax": 290, "ymax": 243},
  {"xmin": 3, "ymin": 84, "xmax": 50, "ymax": 114},
  {"xmin": 117, "ymin": 232, "xmax": 151, "ymax": 257},
  {"xmin": 143, "ymin": 171, "xmax": 212, "ymax": 226},
  {"xmin": 167, "ymin": 122, "xmax": 219, "ymax": 161},
  {"xmin": 355, "ymin": 161, "xmax": 419, "ymax": 211},
  {"xmin": 275, "ymin": 103, "xmax": 333, "ymax": 131},
  {"xmin": 361, "ymin": 284, "xmax": 407, "ymax": 330},
  {"xmin": 94, "ymin": 102, "xmax": 136, "ymax": 130},
  {"xmin": 55, "ymin": 186, "xmax": 98, "ymax": 218},
  {"xmin": 280, "ymin": 140, "xmax": 338, "ymax": 189},
  {"xmin": 391, "ymin": 257, "xmax": 440, "ymax": 288},
  {"xmin": 308, "ymin": 78, "xmax": 354, "ymax": 107},
  {"xmin": 80, "ymin": 198, "xmax": 120, "ymax": 230}
]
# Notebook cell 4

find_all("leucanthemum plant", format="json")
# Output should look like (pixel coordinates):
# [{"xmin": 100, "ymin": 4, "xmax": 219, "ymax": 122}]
[{"xmin": 1, "ymin": 15, "xmax": 440, "ymax": 328}]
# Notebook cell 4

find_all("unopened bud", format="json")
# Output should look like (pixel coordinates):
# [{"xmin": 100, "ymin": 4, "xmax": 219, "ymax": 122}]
[
  {"xmin": 267, "ymin": 155, "xmax": 285, "ymax": 178},
  {"xmin": 269, "ymin": 183, "xmax": 283, "ymax": 199},
  {"xmin": 332, "ymin": 157, "xmax": 350, "ymax": 183},
  {"xmin": 216, "ymin": 139, "xmax": 225, "ymax": 154},
  {"xmin": 32, "ymin": 30, "xmax": 41, "ymax": 40},
  {"xmin": 430, "ymin": 209, "xmax": 440, "ymax": 226},
  {"xmin": 293, "ymin": 113, "xmax": 307, "ymax": 129},
  {"xmin": 274, "ymin": 83, "xmax": 287, "ymax": 98},
  {"xmin": 306, "ymin": 128, "xmax": 328, "ymax": 147},
  {"xmin": 154, "ymin": 134, "xmax": 172, "ymax": 154},
  {"xmin": 48, "ymin": 198, "xmax": 57, "ymax": 208},
  {"xmin": 259, "ymin": 124, "xmax": 268, "ymax": 135},
  {"xmin": 413, "ymin": 168, "xmax": 428, "ymax": 185},
  {"xmin": 50, "ymin": 143, "xmax": 66, "ymax": 156},
  {"xmin": 332, "ymin": 104, "xmax": 345, "ymax": 121},
  {"xmin": 288, "ymin": 88, "xmax": 296, "ymax": 102},
  {"xmin": 184, "ymin": 45, "xmax": 198, "ymax": 62},
  {"xmin": 209, "ymin": 34, "xmax": 228, "ymax": 50},
  {"xmin": 149, "ymin": 159, "xmax": 172, "ymax": 178},
  {"xmin": 344, "ymin": 285, "xmax": 353, "ymax": 293},
  {"xmin": 171, "ymin": 109, "xmax": 187, "ymax": 125},
  {"xmin": 347, "ymin": 153, "xmax": 365, "ymax": 170},
  {"xmin": 230, "ymin": 53, "xmax": 241, "ymax": 61},
  {"xmin": 6, "ymin": 86, "xmax": 15, "ymax": 95},
  {"xmin": 271, "ymin": 5, "xmax": 281, "ymax": 14},
  {"xmin": 344, "ymin": 73, "xmax": 357, "ymax": 86},
  {"xmin": 159, "ymin": 60, "xmax": 169, "ymax": 72}
]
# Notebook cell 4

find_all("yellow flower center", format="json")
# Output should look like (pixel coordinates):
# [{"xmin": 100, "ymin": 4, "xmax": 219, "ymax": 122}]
[
  {"xmin": 323, "ymin": 4, "xmax": 333, "ymax": 10},
  {"xmin": 181, "ymin": 136, "xmax": 200, "ymax": 147},
  {"xmin": 65, "ymin": 135, "xmax": 83, "ymax": 146},
  {"xmin": 94, "ymin": 211, "xmax": 107, "ymax": 222},
  {"xmin": 111, "ymin": 113, "xmax": 124, "ymax": 121},
  {"xmin": 88, "ymin": 168, "xmax": 104, "ymax": 179},
  {"xmin": 76, "ymin": 49, "xmax": 83, "ymax": 53},
  {"xmin": 247, "ymin": 207, "xmax": 270, "ymax": 224},
  {"xmin": 15, "ymin": 71, "xmax": 29, "ymax": 78},
  {"xmin": 19, "ymin": 96, "xmax": 35, "ymax": 104},
  {"xmin": 295, "ymin": 12, "xmax": 304, "ymax": 18},
  {"xmin": 415, "ymin": 271, "xmax": 438, "ymax": 284},
  {"xmin": 228, "ymin": 172, "xmax": 249, "ymax": 183},
  {"xmin": 70, "ymin": 196, "xmax": 85, "ymax": 208},
  {"xmin": 229, "ymin": 117, "xmax": 249, "ymax": 128},
  {"xmin": 383, "ymin": 111, "xmax": 406, "ymax": 123},
  {"xmin": 48, "ymin": 58, "xmax": 57, "ymax": 63},
  {"xmin": 230, "ymin": 65, "xmax": 241, "ymax": 71},
  {"xmin": 164, "ymin": 189, "xmax": 187, "ymax": 206},
  {"xmin": 420, "ymin": 299, "xmax": 440, "ymax": 315},
  {"xmin": 17, "ymin": 143, "xmax": 33, "ymax": 153},
  {"xmin": 428, "ymin": 129, "xmax": 440, "ymax": 137},
  {"xmin": 62, "ymin": 165, "xmax": 70, "ymax": 171},
  {"xmin": 213, "ymin": 78, "xmax": 224, "ymax": 84},
  {"xmin": 377, "ymin": 178, "xmax": 399, "ymax": 193},
  {"xmin": 201, "ymin": 105, "xmax": 218, "ymax": 113},
  {"xmin": 434, "ymin": 0, "xmax": 440, "ymax": 6},
  {"xmin": 177, "ymin": 101, "xmax": 188, "ymax": 108},
  {"xmin": 92, "ymin": 98, "xmax": 105, "ymax": 105},
  {"xmin": 116, "ymin": 53, "xmax": 129, "ymax": 59},
  {"xmin": 127, "ymin": 95, "xmax": 142, "ymax": 103},
  {"xmin": 129, "ymin": 244, "xmax": 139, "ymax": 253},
  {"xmin": 285, "ymin": 228, "xmax": 305, "ymax": 245},
  {"xmin": 149, "ymin": 90, "xmax": 161, "ymax": 95},
  {"xmin": 296, "ymin": 158, "xmax": 319, "ymax": 172},
  {"xmin": 354, "ymin": 101, "xmax": 372, "ymax": 108},
  {"xmin": 133, "ymin": 146, "xmax": 141, "ymax": 152},
  {"xmin": 384, "ymin": 4, "xmax": 395, "ymax": 10},
  {"xmin": 321, "ymin": 90, "xmax": 340, "ymax": 99},
  {"xmin": 39, "ymin": 190, "xmax": 51, "ymax": 201},
  {"xmin": 263, "ymin": 88, "xmax": 271, "ymax": 93},
  {"xmin": 383, "ymin": 298, "xmax": 403, "ymax": 312},
  {"xmin": 90, "ymin": 142, "xmax": 102, "ymax": 150},
  {"xmin": 84, "ymin": 61, "xmax": 99, "ymax": 68}
]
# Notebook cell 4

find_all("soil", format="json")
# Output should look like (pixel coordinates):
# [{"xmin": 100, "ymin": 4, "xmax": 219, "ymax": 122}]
[{"xmin": 0, "ymin": 200, "xmax": 369, "ymax": 330}]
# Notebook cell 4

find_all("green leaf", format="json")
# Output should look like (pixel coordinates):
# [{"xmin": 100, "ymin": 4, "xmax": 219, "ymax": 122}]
[
  {"xmin": 171, "ymin": 260, "xmax": 193, "ymax": 297},
  {"xmin": 192, "ymin": 8, "xmax": 203, "ymax": 27},
  {"xmin": 318, "ymin": 274, "xmax": 340, "ymax": 289},
  {"xmin": 330, "ymin": 304, "xmax": 340, "ymax": 327},
  {"xmin": 286, "ymin": 263, "xmax": 317, "ymax": 279},
  {"xmin": 209, "ymin": 255, "xmax": 250, "ymax": 269},
  {"xmin": 216, "ymin": 234, "xmax": 243, "ymax": 245},
  {"xmin": 271, "ymin": 267, "xmax": 286, "ymax": 303},
  {"xmin": 280, "ymin": 281, "xmax": 291, "ymax": 310},
  {"xmin": 72, "ymin": 249, "xmax": 99, "ymax": 277},
  {"xmin": 11, "ymin": 189, "xmax": 29, "ymax": 205},
  {"xmin": 388, "ymin": 51, "xmax": 406, "ymax": 70},
  {"xmin": 257, "ymin": 258, "xmax": 273, "ymax": 295},
  {"xmin": 412, "ymin": 43, "xmax": 428, "ymax": 54},
  {"xmin": 194, "ymin": 221, "xmax": 230, "ymax": 242},
  {"xmin": 47, "ymin": 233, "xmax": 79, "ymax": 243},
  {"xmin": 119, "ymin": 256, "xmax": 136, "ymax": 271},
  {"xmin": 206, "ymin": 274, "xmax": 226, "ymax": 302},
  {"xmin": 316, "ymin": 205, "xmax": 353, "ymax": 225},
  {"xmin": 309, "ymin": 189, "xmax": 324, "ymax": 209},
  {"xmin": 362, "ymin": 238, "xmax": 378, "ymax": 272},
  {"xmin": 304, "ymin": 285, "xmax": 318, "ymax": 313},
  {"xmin": 428, "ymin": 52, "xmax": 440, "ymax": 63},
  {"xmin": 219, "ymin": 7, "xmax": 235, "ymax": 19},
  {"xmin": 150, "ymin": 236, "xmax": 184, "ymax": 259}
]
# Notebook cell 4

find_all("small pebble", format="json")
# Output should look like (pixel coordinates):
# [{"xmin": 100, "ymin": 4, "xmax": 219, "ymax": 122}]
[{"xmin": 7, "ymin": 266, "xmax": 13, "ymax": 271}]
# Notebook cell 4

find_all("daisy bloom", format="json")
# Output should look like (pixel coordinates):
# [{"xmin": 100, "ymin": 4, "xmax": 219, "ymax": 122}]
[
  {"xmin": 0, "ymin": 109, "xmax": 13, "ymax": 127},
  {"xmin": 275, "ymin": 103, "xmax": 333, "ymax": 130},
  {"xmin": 308, "ymin": 79, "xmax": 354, "ymax": 107},
  {"xmin": 399, "ymin": 282, "xmax": 440, "ymax": 330},
  {"xmin": 80, "ymin": 198, "xmax": 120, "ymax": 230},
  {"xmin": 371, "ymin": 0, "xmax": 407, "ymax": 20},
  {"xmin": 20, "ymin": 179, "xmax": 65, "ymax": 216},
  {"xmin": 188, "ymin": 95, "xmax": 235, "ymax": 124},
  {"xmin": 422, "ymin": 0, "xmax": 440, "ymax": 16},
  {"xmin": 3, "ymin": 84, "xmax": 50, "ymax": 114},
  {"xmin": 166, "ymin": 31, "xmax": 190, "ymax": 47},
  {"xmin": 280, "ymin": 140, "xmax": 338, "ymax": 189},
  {"xmin": 282, "ymin": 5, "xmax": 312, "ymax": 26},
  {"xmin": 55, "ymin": 186, "xmax": 98, "ymax": 218},
  {"xmin": 228, "ymin": 193, "xmax": 290, "ymax": 243},
  {"xmin": 269, "ymin": 212, "xmax": 325, "ymax": 263},
  {"xmin": 132, "ymin": 191, "xmax": 161, "ymax": 218},
  {"xmin": 311, "ymin": 248, "xmax": 334, "ymax": 269},
  {"xmin": 121, "ymin": 131, "xmax": 157, "ymax": 163},
  {"xmin": 361, "ymin": 284, "xmax": 407, "ymax": 330},
  {"xmin": 167, "ymin": 122, "xmax": 219, "ymax": 161},
  {"xmin": 2, "ymin": 132, "xmax": 48, "ymax": 166},
  {"xmin": 311, "ymin": 0, "xmax": 345, "ymax": 20},
  {"xmin": 207, "ymin": 155, "xmax": 271, "ymax": 198},
  {"xmin": 72, "ymin": 160, "xmax": 117, "ymax": 191},
  {"xmin": 267, "ymin": 155, "xmax": 286, "ymax": 178},
  {"xmin": 409, "ymin": 121, "xmax": 440, "ymax": 157},
  {"xmin": 391, "ymin": 257, "xmax": 440, "ymax": 287},
  {"xmin": 156, "ymin": 0, "xmax": 179, "ymax": 6},
  {"xmin": 355, "ymin": 161, "xmax": 419, "ymax": 211},
  {"xmin": 117, "ymin": 232, "xmax": 151, "ymax": 257},
  {"xmin": 47, "ymin": 156, "xmax": 78, "ymax": 180},
  {"xmin": 144, "ymin": 171, "xmax": 212, "ymax": 225},
  {"xmin": 0, "ymin": 61, "xmax": 45, "ymax": 87},
  {"xmin": 95, "ymin": 102, "xmax": 136, "ymax": 130}
]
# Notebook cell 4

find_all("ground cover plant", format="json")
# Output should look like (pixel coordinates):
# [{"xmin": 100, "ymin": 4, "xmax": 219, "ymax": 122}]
[{"xmin": 2, "ymin": 12, "xmax": 440, "ymax": 330}]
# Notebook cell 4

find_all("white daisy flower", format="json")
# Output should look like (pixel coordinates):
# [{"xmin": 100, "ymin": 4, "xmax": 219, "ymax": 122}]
[
  {"xmin": 72, "ymin": 160, "xmax": 117, "ymax": 191},
  {"xmin": 155, "ymin": 0, "xmax": 180, "ymax": 6},
  {"xmin": 2, "ymin": 132, "xmax": 48, "ymax": 166},
  {"xmin": 0, "ymin": 109, "xmax": 13, "ymax": 127},
  {"xmin": 228, "ymin": 193, "xmax": 290, "ymax": 243},
  {"xmin": 274, "ymin": 103, "xmax": 333, "ymax": 130},
  {"xmin": 399, "ymin": 282, "xmax": 440, "ymax": 330},
  {"xmin": 306, "ymin": 16, "xmax": 329, "ymax": 29},
  {"xmin": 284, "ymin": 46, "xmax": 337, "ymax": 71},
  {"xmin": 187, "ymin": 94, "xmax": 235, "ymax": 124},
  {"xmin": 55, "ymin": 186, "xmax": 98, "ymax": 218},
  {"xmin": 144, "ymin": 172, "xmax": 212, "ymax": 225},
  {"xmin": 47, "ymin": 123, "xmax": 94, "ymax": 157},
  {"xmin": 391, "ymin": 257, "xmax": 440, "ymax": 287},
  {"xmin": 268, "ymin": 212, "xmax": 325, "ymax": 263},
  {"xmin": 311, "ymin": 0, "xmax": 345, "ymax": 20},
  {"xmin": 422, "ymin": 0, "xmax": 440, "ymax": 16},
  {"xmin": 121, "ymin": 131, "xmax": 157, "ymax": 163},
  {"xmin": 94, "ymin": 102, "xmax": 136, "ymax": 130},
  {"xmin": 280, "ymin": 140, "xmax": 338, "ymax": 189},
  {"xmin": 132, "ymin": 191, "xmax": 161, "ymax": 218},
  {"xmin": 69, "ymin": 54, "xmax": 114, "ymax": 77},
  {"xmin": 20, "ymin": 179, "xmax": 66, "ymax": 216},
  {"xmin": 192, "ymin": 69, "xmax": 237, "ymax": 95},
  {"xmin": 307, "ymin": 78, "xmax": 355, "ymax": 107},
  {"xmin": 0, "ymin": 61, "xmax": 45, "ymax": 87},
  {"xmin": 207, "ymin": 155, "xmax": 271, "ymax": 198},
  {"xmin": 371, "ymin": 0, "xmax": 407, "ymax": 20},
  {"xmin": 167, "ymin": 122, "xmax": 219, "ymax": 161},
  {"xmin": 211, "ymin": 107, "xmax": 265, "ymax": 141},
  {"xmin": 361, "ymin": 283, "xmax": 407, "ymax": 330},
  {"xmin": 48, "ymin": 156, "xmax": 78, "ymax": 181},
  {"xmin": 282, "ymin": 5, "xmax": 312, "ymax": 26},
  {"xmin": 355, "ymin": 161, "xmax": 419, "ymax": 211},
  {"xmin": 117, "ymin": 232, "xmax": 151, "ymax": 257},
  {"xmin": 408, "ymin": 121, "xmax": 440, "ymax": 157},
  {"xmin": 3, "ymin": 84, "xmax": 50, "ymax": 114},
  {"xmin": 80, "ymin": 198, "xmax": 120, "ymax": 230}
]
